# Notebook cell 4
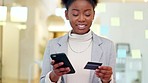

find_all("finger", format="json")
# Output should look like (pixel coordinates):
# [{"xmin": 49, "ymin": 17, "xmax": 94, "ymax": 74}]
[
  {"xmin": 98, "ymin": 66, "xmax": 112, "ymax": 74},
  {"xmin": 53, "ymin": 69, "xmax": 64, "ymax": 76},
  {"xmin": 53, "ymin": 62, "xmax": 64, "ymax": 69},
  {"xmin": 103, "ymin": 74, "xmax": 111, "ymax": 78},
  {"xmin": 58, "ymin": 67, "xmax": 67, "ymax": 72},
  {"xmin": 59, "ymin": 67, "xmax": 70, "ymax": 73},
  {"xmin": 62, "ymin": 72, "xmax": 69, "ymax": 74},
  {"xmin": 56, "ymin": 67, "xmax": 70, "ymax": 73},
  {"xmin": 96, "ymin": 69, "xmax": 106, "ymax": 74},
  {"xmin": 99, "ymin": 70, "xmax": 112, "ymax": 74},
  {"xmin": 96, "ymin": 72, "xmax": 111, "ymax": 80},
  {"xmin": 65, "ymin": 67, "xmax": 71, "ymax": 72},
  {"xmin": 95, "ymin": 72, "xmax": 104, "ymax": 78},
  {"xmin": 55, "ymin": 67, "xmax": 70, "ymax": 76},
  {"xmin": 50, "ymin": 60, "xmax": 55, "ymax": 65},
  {"xmin": 99, "ymin": 66, "xmax": 112, "ymax": 70},
  {"xmin": 95, "ymin": 69, "xmax": 111, "ymax": 76}
]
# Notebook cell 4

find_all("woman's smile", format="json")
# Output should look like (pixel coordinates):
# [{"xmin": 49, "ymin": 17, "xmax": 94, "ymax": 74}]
[{"xmin": 76, "ymin": 24, "xmax": 87, "ymax": 30}]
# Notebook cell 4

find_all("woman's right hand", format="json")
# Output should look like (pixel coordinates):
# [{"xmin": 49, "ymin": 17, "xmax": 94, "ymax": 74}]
[{"xmin": 49, "ymin": 60, "xmax": 70, "ymax": 82}]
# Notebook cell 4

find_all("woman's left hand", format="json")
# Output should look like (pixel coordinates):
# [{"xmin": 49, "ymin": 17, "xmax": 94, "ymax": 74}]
[{"xmin": 95, "ymin": 66, "xmax": 112, "ymax": 83}]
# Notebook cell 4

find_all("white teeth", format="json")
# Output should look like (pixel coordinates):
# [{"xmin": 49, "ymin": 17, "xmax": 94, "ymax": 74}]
[{"xmin": 78, "ymin": 25, "xmax": 85, "ymax": 28}]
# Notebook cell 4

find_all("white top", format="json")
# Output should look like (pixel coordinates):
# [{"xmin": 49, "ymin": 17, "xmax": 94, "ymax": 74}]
[{"xmin": 67, "ymin": 30, "xmax": 92, "ymax": 83}]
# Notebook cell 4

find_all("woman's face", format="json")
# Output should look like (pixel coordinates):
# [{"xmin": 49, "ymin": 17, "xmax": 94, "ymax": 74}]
[{"xmin": 65, "ymin": 0, "xmax": 95, "ymax": 35}]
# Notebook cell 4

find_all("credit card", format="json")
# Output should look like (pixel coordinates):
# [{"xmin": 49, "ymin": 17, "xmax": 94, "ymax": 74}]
[{"xmin": 84, "ymin": 62, "xmax": 102, "ymax": 70}]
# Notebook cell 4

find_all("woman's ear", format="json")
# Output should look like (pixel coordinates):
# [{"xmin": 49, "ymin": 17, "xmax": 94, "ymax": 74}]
[{"xmin": 65, "ymin": 10, "xmax": 69, "ymax": 20}]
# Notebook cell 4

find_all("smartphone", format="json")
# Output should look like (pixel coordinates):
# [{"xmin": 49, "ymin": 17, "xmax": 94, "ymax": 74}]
[{"xmin": 50, "ymin": 53, "xmax": 75, "ymax": 74}]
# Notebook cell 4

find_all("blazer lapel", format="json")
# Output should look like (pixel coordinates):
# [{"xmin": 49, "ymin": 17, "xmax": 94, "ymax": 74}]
[
  {"xmin": 55, "ymin": 34, "xmax": 69, "ymax": 55},
  {"xmin": 91, "ymin": 33, "xmax": 103, "ymax": 62},
  {"xmin": 89, "ymin": 33, "xmax": 103, "ymax": 83}
]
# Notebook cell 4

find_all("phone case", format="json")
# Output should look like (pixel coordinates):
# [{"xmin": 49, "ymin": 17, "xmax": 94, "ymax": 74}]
[{"xmin": 50, "ymin": 53, "xmax": 75, "ymax": 74}]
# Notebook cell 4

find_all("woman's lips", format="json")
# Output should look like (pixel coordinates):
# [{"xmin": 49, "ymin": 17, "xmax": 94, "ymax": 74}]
[{"xmin": 77, "ymin": 24, "xmax": 87, "ymax": 30}]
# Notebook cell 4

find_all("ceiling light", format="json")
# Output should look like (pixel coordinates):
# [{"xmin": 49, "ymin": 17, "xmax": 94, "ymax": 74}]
[
  {"xmin": 10, "ymin": 6, "xmax": 28, "ymax": 22},
  {"xmin": 0, "ymin": 6, "xmax": 7, "ymax": 21},
  {"xmin": 144, "ymin": 0, "xmax": 148, "ymax": 2}
]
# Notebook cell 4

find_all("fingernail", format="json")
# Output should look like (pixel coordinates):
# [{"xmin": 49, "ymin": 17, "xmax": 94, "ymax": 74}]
[
  {"xmin": 67, "ymin": 67, "xmax": 70, "ymax": 70},
  {"xmin": 96, "ymin": 69, "xmax": 99, "ymax": 71},
  {"xmin": 60, "ymin": 62, "xmax": 64, "ymax": 65}
]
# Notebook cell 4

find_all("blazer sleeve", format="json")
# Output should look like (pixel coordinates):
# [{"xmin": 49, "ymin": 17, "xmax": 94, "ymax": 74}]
[
  {"xmin": 40, "ymin": 41, "xmax": 53, "ymax": 83},
  {"xmin": 109, "ymin": 42, "xmax": 116, "ymax": 83}
]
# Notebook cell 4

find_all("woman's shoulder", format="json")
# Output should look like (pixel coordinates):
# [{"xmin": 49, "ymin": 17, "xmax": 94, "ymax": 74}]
[
  {"xmin": 92, "ymin": 34, "xmax": 114, "ymax": 49},
  {"xmin": 93, "ymin": 33, "xmax": 113, "ymax": 44}
]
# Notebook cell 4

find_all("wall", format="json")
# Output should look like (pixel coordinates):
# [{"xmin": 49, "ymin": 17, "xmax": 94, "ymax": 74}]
[
  {"xmin": 2, "ymin": 23, "xmax": 19, "ymax": 79},
  {"xmin": 97, "ymin": 3, "xmax": 148, "ymax": 83},
  {"xmin": 1, "ymin": 0, "xmax": 49, "ymax": 80},
  {"xmin": 0, "ymin": 26, "xmax": 2, "ymax": 79},
  {"xmin": 19, "ymin": 0, "xmax": 49, "ymax": 80},
  {"xmin": 18, "ymin": 0, "xmax": 36, "ymax": 79}
]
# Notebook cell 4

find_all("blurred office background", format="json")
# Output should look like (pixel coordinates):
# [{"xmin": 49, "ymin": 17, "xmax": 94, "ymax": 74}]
[{"xmin": 0, "ymin": 0, "xmax": 148, "ymax": 83}]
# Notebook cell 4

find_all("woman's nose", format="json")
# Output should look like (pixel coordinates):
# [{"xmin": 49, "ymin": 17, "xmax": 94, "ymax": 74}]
[{"xmin": 78, "ymin": 15, "xmax": 85, "ymax": 22}]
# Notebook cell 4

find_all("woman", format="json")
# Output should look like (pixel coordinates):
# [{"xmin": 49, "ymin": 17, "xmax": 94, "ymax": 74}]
[{"xmin": 40, "ymin": 0, "xmax": 116, "ymax": 83}]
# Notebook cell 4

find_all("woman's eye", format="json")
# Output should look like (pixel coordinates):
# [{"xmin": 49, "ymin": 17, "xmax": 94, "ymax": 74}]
[
  {"xmin": 85, "ymin": 13, "xmax": 91, "ymax": 16},
  {"xmin": 73, "ymin": 14, "xmax": 78, "ymax": 16},
  {"xmin": 85, "ymin": 14, "xmax": 91, "ymax": 17}
]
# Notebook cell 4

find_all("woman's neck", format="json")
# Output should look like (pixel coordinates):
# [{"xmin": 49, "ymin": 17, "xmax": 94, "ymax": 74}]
[{"xmin": 68, "ymin": 30, "xmax": 92, "ymax": 42}]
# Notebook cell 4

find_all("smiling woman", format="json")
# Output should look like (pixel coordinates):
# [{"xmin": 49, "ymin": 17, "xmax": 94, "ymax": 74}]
[
  {"xmin": 40, "ymin": 0, "xmax": 116, "ymax": 83},
  {"xmin": 65, "ymin": 0, "xmax": 95, "ymax": 34}
]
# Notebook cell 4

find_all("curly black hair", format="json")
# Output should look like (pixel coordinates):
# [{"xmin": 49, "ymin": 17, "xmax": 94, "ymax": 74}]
[{"xmin": 61, "ymin": 0, "xmax": 99, "ymax": 10}]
